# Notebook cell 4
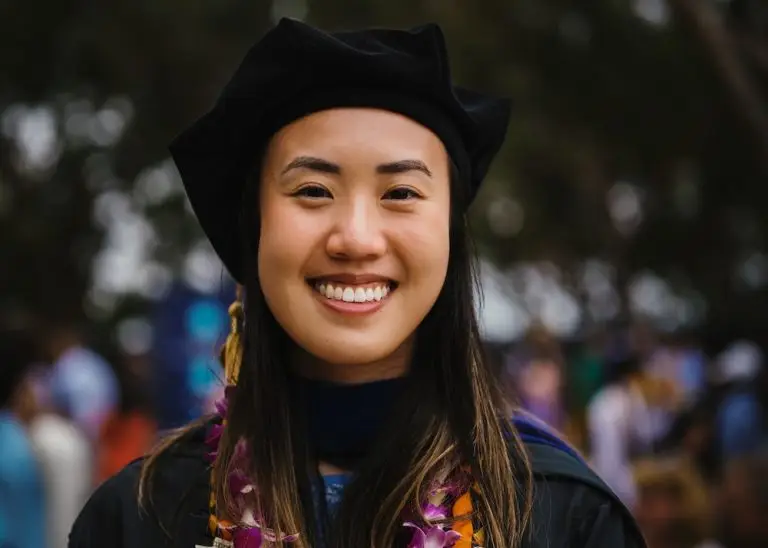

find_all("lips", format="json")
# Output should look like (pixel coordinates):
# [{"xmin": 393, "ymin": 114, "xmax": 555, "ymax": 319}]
[{"xmin": 309, "ymin": 273, "xmax": 394, "ymax": 285}]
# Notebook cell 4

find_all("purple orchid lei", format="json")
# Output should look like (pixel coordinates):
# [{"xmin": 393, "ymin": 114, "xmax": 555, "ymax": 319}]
[{"xmin": 205, "ymin": 389, "xmax": 470, "ymax": 547}]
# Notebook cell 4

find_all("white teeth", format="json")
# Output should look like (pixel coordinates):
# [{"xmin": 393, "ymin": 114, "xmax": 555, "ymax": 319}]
[
  {"xmin": 313, "ymin": 281, "xmax": 393, "ymax": 303},
  {"xmin": 354, "ymin": 288, "xmax": 366, "ymax": 302}
]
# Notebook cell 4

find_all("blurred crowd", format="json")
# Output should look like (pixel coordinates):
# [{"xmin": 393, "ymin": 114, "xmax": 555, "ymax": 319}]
[
  {"xmin": 497, "ymin": 321, "xmax": 768, "ymax": 548},
  {"xmin": 0, "ymin": 319, "xmax": 156, "ymax": 548},
  {"xmin": 2, "ymin": 316, "xmax": 767, "ymax": 548}
]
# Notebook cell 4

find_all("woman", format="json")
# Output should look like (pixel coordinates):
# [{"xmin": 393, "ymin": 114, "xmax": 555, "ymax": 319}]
[{"xmin": 70, "ymin": 19, "xmax": 645, "ymax": 548}]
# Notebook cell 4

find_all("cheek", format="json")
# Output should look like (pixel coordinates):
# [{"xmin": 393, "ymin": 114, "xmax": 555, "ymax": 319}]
[
  {"xmin": 395, "ymin": 213, "xmax": 450, "ymax": 285},
  {"xmin": 257, "ymin": 200, "xmax": 317, "ymax": 288}
]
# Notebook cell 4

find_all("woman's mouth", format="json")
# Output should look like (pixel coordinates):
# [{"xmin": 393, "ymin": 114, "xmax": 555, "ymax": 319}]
[{"xmin": 309, "ymin": 280, "xmax": 395, "ymax": 303}]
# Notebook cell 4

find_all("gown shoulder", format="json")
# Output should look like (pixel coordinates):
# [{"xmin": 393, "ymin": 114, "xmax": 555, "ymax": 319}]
[
  {"xmin": 523, "ymin": 439, "xmax": 647, "ymax": 548},
  {"xmin": 68, "ymin": 423, "xmax": 212, "ymax": 548}
]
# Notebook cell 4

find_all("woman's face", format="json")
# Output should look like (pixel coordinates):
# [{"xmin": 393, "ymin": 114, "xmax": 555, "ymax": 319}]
[{"xmin": 258, "ymin": 108, "xmax": 451, "ymax": 380}]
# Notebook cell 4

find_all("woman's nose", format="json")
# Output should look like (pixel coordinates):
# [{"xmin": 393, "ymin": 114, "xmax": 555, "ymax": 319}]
[{"xmin": 325, "ymin": 199, "xmax": 387, "ymax": 260}]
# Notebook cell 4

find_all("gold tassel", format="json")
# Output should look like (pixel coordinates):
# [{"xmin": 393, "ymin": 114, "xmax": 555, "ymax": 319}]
[{"xmin": 220, "ymin": 285, "xmax": 244, "ymax": 386}]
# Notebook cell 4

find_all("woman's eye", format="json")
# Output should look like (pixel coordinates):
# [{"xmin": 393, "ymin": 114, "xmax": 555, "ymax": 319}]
[
  {"xmin": 383, "ymin": 187, "xmax": 421, "ymax": 201},
  {"xmin": 294, "ymin": 185, "xmax": 332, "ymax": 199}
]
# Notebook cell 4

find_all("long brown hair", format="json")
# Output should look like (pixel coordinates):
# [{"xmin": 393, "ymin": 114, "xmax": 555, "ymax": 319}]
[{"xmin": 140, "ymin": 160, "xmax": 534, "ymax": 547}]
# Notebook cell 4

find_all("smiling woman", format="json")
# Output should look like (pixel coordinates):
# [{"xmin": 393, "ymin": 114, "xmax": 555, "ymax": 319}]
[{"xmin": 68, "ymin": 18, "xmax": 645, "ymax": 548}]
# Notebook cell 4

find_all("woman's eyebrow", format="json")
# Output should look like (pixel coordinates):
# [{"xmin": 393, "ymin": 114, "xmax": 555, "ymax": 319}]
[
  {"xmin": 281, "ymin": 156, "xmax": 341, "ymax": 175},
  {"xmin": 376, "ymin": 159, "xmax": 432, "ymax": 177}
]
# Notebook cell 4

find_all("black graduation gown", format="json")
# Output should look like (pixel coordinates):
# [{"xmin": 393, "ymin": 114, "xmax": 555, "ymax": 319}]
[{"xmin": 68, "ymin": 424, "xmax": 646, "ymax": 548}]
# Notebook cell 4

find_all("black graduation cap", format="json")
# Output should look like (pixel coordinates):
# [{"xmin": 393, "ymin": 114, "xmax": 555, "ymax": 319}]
[{"xmin": 170, "ymin": 18, "xmax": 511, "ymax": 283}]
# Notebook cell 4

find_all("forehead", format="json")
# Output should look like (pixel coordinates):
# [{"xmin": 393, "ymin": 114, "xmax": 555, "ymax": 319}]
[{"xmin": 264, "ymin": 108, "xmax": 448, "ymax": 164}]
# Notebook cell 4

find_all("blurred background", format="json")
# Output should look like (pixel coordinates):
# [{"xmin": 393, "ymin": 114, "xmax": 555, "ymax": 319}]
[{"xmin": 2, "ymin": 1, "xmax": 768, "ymax": 547}]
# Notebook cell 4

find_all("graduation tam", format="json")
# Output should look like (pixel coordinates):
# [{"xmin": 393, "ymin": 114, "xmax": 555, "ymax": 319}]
[{"xmin": 170, "ymin": 18, "xmax": 511, "ymax": 283}]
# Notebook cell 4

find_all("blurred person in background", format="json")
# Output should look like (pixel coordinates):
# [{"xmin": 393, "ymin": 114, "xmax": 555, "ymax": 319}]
[
  {"xmin": 644, "ymin": 332, "xmax": 707, "ymax": 410},
  {"xmin": 70, "ymin": 20, "xmax": 644, "ymax": 548},
  {"xmin": 96, "ymin": 353, "xmax": 156, "ymax": 484},
  {"xmin": 26, "ymin": 377, "xmax": 92, "ymax": 548},
  {"xmin": 587, "ymin": 354, "xmax": 679, "ymax": 507},
  {"xmin": 43, "ymin": 320, "xmax": 119, "ymax": 442},
  {"xmin": 656, "ymin": 340, "xmax": 767, "ymax": 484},
  {"xmin": 505, "ymin": 323, "xmax": 567, "ymax": 431},
  {"xmin": 632, "ymin": 457, "xmax": 719, "ymax": 548},
  {"xmin": 0, "ymin": 319, "xmax": 47, "ymax": 548},
  {"xmin": 8, "ymin": 320, "xmax": 94, "ymax": 548},
  {"xmin": 711, "ymin": 341, "xmax": 766, "ymax": 460},
  {"xmin": 655, "ymin": 395, "xmax": 720, "ymax": 485},
  {"xmin": 566, "ymin": 326, "xmax": 608, "ymax": 450},
  {"xmin": 714, "ymin": 451, "xmax": 768, "ymax": 548},
  {"xmin": 630, "ymin": 322, "xmax": 687, "ymax": 446}
]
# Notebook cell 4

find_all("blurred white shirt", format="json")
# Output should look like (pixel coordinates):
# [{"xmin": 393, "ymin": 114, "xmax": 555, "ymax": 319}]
[
  {"xmin": 587, "ymin": 382, "xmax": 657, "ymax": 508},
  {"xmin": 28, "ymin": 413, "xmax": 92, "ymax": 548}
]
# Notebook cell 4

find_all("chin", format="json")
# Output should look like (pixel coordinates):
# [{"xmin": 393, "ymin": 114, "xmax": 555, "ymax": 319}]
[
  {"xmin": 302, "ymin": 339, "xmax": 404, "ymax": 367},
  {"xmin": 267, "ymin": 287, "xmax": 422, "ymax": 374}
]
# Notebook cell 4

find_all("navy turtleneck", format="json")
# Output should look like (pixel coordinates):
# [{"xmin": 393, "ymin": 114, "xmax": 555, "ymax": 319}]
[{"xmin": 298, "ymin": 376, "xmax": 407, "ymax": 469}]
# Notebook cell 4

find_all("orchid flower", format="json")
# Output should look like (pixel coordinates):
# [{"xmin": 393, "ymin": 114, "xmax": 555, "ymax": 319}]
[
  {"xmin": 232, "ymin": 527, "xmax": 262, "ymax": 548},
  {"xmin": 405, "ymin": 522, "xmax": 461, "ymax": 548}
]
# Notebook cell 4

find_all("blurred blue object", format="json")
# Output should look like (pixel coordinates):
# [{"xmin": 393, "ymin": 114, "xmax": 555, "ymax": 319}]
[
  {"xmin": 48, "ymin": 346, "xmax": 119, "ymax": 440},
  {"xmin": 0, "ymin": 411, "xmax": 46, "ymax": 548},
  {"xmin": 151, "ymin": 281, "xmax": 234, "ymax": 430},
  {"xmin": 718, "ymin": 391, "xmax": 765, "ymax": 458}
]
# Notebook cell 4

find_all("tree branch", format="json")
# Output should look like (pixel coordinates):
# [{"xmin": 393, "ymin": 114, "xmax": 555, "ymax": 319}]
[{"xmin": 669, "ymin": 0, "xmax": 768, "ymax": 167}]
